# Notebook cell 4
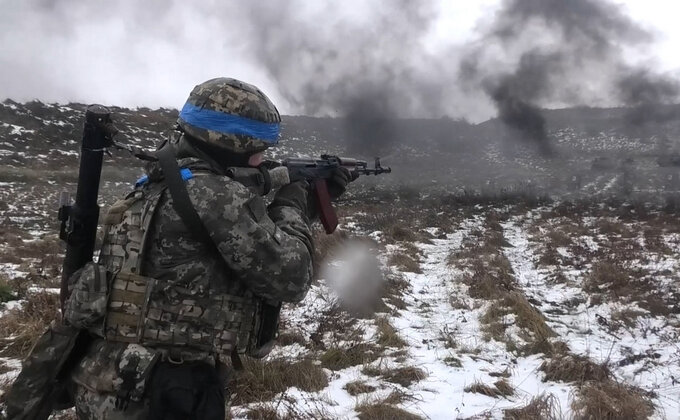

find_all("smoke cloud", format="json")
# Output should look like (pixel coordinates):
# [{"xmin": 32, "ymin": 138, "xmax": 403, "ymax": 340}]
[
  {"xmin": 0, "ymin": 0, "xmax": 678, "ymax": 156},
  {"xmin": 458, "ymin": 0, "xmax": 680, "ymax": 154}
]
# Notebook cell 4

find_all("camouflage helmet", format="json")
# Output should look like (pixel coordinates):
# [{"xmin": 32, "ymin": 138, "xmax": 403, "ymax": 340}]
[{"xmin": 177, "ymin": 78, "xmax": 281, "ymax": 154}]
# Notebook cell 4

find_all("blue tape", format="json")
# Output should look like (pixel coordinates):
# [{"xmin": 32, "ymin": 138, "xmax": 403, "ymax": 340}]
[
  {"xmin": 179, "ymin": 102, "xmax": 280, "ymax": 143},
  {"xmin": 135, "ymin": 168, "xmax": 194, "ymax": 187}
]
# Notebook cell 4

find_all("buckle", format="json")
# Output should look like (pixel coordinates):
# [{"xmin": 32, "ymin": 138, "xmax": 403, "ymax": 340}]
[{"xmin": 166, "ymin": 349, "xmax": 184, "ymax": 364}]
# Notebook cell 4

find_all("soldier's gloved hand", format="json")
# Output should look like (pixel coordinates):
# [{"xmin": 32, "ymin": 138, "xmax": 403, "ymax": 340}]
[
  {"xmin": 270, "ymin": 180, "xmax": 316, "ymax": 219},
  {"xmin": 327, "ymin": 167, "xmax": 358, "ymax": 199}
]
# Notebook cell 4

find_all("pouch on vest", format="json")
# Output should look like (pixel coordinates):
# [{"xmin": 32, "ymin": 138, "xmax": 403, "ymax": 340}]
[
  {"xmin": 3, "ymin": 322, "xmax": 89, "ymax": 420},
  {"xmin": 247, "ymin": 302, "xmax": 281, "ymax": 358},
  {"xmin": 70, "ymin": 340, "xmax": 159, "ymax": 404},
  {"xmin": 63, "ymin": 261, "xmax": 111, "ymax": 336}
]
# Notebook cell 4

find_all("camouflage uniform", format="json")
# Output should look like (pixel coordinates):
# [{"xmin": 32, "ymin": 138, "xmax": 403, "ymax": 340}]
[{"xmin": 69, "ymin": 131, "xmax": 316, "ymax": 418}]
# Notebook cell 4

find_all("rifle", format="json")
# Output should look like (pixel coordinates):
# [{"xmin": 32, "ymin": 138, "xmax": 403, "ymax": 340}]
[{"xmin": 280, "ymin": 155, "xmax": 392, "ymax": 233}]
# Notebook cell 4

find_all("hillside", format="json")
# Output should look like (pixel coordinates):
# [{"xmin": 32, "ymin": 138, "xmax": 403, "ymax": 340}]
[{"xmin": 1, "ymin": 101, "xmax": 680, "ymax": 419}]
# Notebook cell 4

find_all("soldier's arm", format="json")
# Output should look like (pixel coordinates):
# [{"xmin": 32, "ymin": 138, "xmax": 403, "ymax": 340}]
[{"xmin": 188, "ymin": 175, "xmax": 314, "ymax": 303}]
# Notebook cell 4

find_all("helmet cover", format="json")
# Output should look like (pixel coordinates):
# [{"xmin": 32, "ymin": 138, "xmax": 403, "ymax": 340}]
[{"xmin": 177, "ymin": 78, "xmax": 281, "ymax": 154}]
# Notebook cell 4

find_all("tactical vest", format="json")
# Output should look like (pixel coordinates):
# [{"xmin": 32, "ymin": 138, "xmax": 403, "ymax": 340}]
[{"xmin": 96, "ymin": 180, "xmax": 262, "ymax": 356}]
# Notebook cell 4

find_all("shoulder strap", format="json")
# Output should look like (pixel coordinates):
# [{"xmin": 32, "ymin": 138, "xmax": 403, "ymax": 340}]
[
  {"xmin": 154, "ymin": 143, "xmax": 214, "ymax": 247},
  {"xmin": 154, "ymin": 142, "xmax": 247, "ymax": 369}
]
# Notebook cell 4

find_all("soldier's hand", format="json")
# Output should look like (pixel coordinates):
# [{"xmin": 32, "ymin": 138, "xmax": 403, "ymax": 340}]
[
  {"xmin": 271, "ymin": 180, "xmax": 316, "ymax": 218},
  {"xmin": 327, "ymin": 167, "xmax": 357, "ymax": 199}
]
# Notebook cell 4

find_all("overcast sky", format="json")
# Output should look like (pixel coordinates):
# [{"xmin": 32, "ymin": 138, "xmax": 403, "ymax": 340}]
[{"xmin": 0, "ymin": 0, "xmax": 678, "ymax": 121}]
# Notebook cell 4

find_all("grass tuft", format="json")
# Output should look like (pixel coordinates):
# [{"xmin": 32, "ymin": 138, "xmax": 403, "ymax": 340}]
[
  {"xmin": 0, "ymin": 289, "xmax": 60, "ymax": 358},
  {"xmin": 571, "ymin": 380, "xmax": 654, "ymax": 420},
  {"xmin": 388, "ymin": 252, "xmax": 422, "ymax": 274},
  {"xmin": 465, "ymin": 379, "xmax": 515, "ymax": 398},
  {"xmin": 540, "ymin": 354, "xmax": 610, "ymax": 383},
  {"xmin": 232, "ymin": 358, "xmax": 328, "ymax": 405},
  {"xmin": 375, "ymin": 317, "xmax": 407, "ymax": 348},
  {"xmin": 504, "ymin": 393, "xmax": 560, "ymax": 420},
  {"xmin": 344, "ymin": 381, "xmax": 376, "ymax": 396},
  {"xmin": 319, "ymin": 343, "xmax": 380, "ymax": 371}
]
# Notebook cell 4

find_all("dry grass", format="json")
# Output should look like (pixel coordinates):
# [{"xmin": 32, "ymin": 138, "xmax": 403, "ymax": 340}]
[
  {"xmin": 375, "ymin": 317, "xmax": 407, "ymax": 348},
  {"xmin": 438, "ymin": 327, "xmax": 458, "ymax": 349},
  {"xmin": 540, "ymin": 354, "xmax": 610, "ymax": 383},
  {"xmin": 244, "ymin": 406, "xmax": 288, "ymax": 420},
  {"xmin": 356, "ymin": 402, "xmax": 422, "ymax": 420},
  {"xmin": 571, "ymin": 380, "xmax": 655, "ymax": 420},
  {"xmin": 313, "ymin": 228, "xmax": 348, "ymax": 276},
  {"xmin": 361, "ymin": 365, "xmax": 383, "ymax": 377},
  {"xmin": 537, "ymin": 246, "xmax": 561, "ymax": 267},
  {"xmin": 360, "ymin": 365, "xmax": 427, "ymax": 388},
  {"xmin": 503, "ymin": 394, "xmax": 560, "ymax": 420},
  {"xmin": 480, "ymin": 292, "xmax": 557, "ymax": 355},
  {"xmin": 232, "ymin": 358, "xmax": 328, "ymax": 405},
  {"xmin": 596, "ymin": 219, "xmax": 634, "ymax": 237},
  {"xmin": 319, "ymin": 343, "xmax": 381, "ymax": 371},
  {"xmin": 610, "ymin": 308, "xmax": 647, "ymax": 331},
  {"xmin": 464, "ymin": 379, "xmax": 515, "ymax": 398},
  {"xmin": 584, "ymin": 261, "xmax": 668, "ymax": 315},
  {"xmin": 388, "ymin": 252, "xmax": 422, "ymax": 274},
  {"xmin": 387, "ymin": 225, "xmax": 419, "ymax": 243},
  {"xmin": 0, "ymin": 289, "xmax": 61, "ymax": 358},
  {"xmin": 583, "ymin": 261, "xmax": 634, "ymax": 297},
  {"xmin": 355, "ymin": 390, "xmax": 422, "ymax": 420},
  {"xmin": 381, "ymin": 273, "xmax": 410, "ymax": 311},
  {"xmin": 0, "ymin": 274, "xmax": 15, "ymax": 302},
  {"xmin": 642, "ymin": 227, "xmax": 672, "ymax": 255},
  {"xmin": 463, "ymin": 256, "xmax": 517, "ymax": 301},
  {"xmin": 443, "ymin": 355, "xmax": 463, "ymax": 367},
  {"xmin": 344, "ymin": 381, "xmax": 377, "ymax": 396},
  {"xmin": 309, "ymin": 304, "xmax": 363, "ymax": 350},
  {"xmin": 381, "ymin": 366, "xmax": 427, "ymax": 387},
  {"xmin": 276, "ymin": 330, "xmax": 308, "ymax": 347}
]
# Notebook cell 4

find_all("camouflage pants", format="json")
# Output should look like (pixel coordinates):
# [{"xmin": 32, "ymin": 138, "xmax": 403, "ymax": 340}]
[{"xmin": 74, "ymin": 386, "xmax": 149, "ymax": 420}]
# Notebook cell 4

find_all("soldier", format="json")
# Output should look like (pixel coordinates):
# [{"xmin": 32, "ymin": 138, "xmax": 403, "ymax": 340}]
[{"xmin": 65, "ymin": 78, "xmax": 353, "ymax": 419}]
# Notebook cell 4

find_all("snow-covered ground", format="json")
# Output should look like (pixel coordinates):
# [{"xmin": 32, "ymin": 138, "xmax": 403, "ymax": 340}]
[{"xmin": 225, "ymin": 206, "xmax": 680, "ymax": 419}]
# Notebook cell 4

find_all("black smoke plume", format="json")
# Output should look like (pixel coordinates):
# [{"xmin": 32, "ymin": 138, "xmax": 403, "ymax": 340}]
[
  {"xmin": 460, "ymin": 0, "xmax": 680, "ymax": 154},
  {"xmin": 617, "ymin": 68, "xmax": 680, "ymax": 125}
]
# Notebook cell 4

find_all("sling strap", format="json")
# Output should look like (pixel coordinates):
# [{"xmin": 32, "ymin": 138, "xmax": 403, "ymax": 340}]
[
  {"xmin": 154, "ymin": 143, "xmax": 214, "ymax": 247},
  {"xmin": 154, "ymin": 142, "xmax": 246, "ymax": 370}
]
